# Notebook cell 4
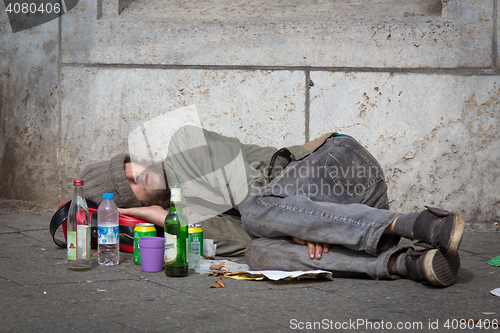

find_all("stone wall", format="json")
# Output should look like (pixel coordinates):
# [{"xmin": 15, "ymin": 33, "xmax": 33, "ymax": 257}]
[{"xmin": 1, "ymin": 0, "xmax": 498, "ymax": 224}]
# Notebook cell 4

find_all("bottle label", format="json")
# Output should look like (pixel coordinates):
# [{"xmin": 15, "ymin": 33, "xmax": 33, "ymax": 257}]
[
  {"xmin": 170, "ymin": 188, "xmax": 182, "ymax": 202},
  {"xmin": 86, "ymin": 226, "xmax": 91, "ymax": 261},
  {"xmin": 67, "ymin": 231, "xmax": 77, "ymax": 261},
  {"xmin": 189, "ymin": 238, "xmax": 201, "ymax": 255},
  {"xmin": 164, "ymin": 232, "xmax": 177, "ymax": 264},
  {"xmin": 98, "ymin": 225, "xmax": 119, "ymax": 245},
  {"xmin": 77, "ymin": 225, "xmax": 90, "ymax": 261}
]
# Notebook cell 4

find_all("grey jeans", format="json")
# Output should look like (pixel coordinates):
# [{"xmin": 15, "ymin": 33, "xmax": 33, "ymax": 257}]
[{"xmin": 241, "ymin": 135, "xmax": 404, "ymax": 280}]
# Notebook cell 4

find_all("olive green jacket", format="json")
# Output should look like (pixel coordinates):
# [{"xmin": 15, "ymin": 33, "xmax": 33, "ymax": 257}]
[{"xmin": 164, "ymin": 125, "xmax": 333, "ymax": 255}]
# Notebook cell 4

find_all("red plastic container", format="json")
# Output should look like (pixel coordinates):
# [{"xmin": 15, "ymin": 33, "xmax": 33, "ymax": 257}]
[{"xmin": 59, "ymin": 202, "xmax": 148, "ymax": 253}]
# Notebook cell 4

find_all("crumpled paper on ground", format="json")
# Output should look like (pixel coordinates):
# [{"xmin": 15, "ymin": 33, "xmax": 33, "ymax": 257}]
[
  {"xmin": 193, "ymin": 256, "xmax": 333, "ymax": 281},
  {"xmin": 203, "ymin": 239, "xmax": 216, "ymax": 257},
  {"xmin": 194, "ymin": 257, "xmax": 250, "ymax": 274},
  {"xmin": 490, "ymin": 288, "xmax": 500, "ymax": 297},
  {"xmin": 225, "ymin": 270, "xmax": 333, "ymax": 281}
]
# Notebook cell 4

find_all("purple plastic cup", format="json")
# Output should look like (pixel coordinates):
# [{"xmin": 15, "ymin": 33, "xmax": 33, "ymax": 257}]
[{"xmin": 139, "ymin": 237, "xmax": 164, "ymax": 272}]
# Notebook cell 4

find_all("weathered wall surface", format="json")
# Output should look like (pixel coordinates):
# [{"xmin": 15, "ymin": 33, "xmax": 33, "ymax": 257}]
[
  {"xmin": 1, "ymin": 0, "xmax": 498, "ymax": 224},
  {"xmin": 0, "ymin": 9, "xmax": 59, "ymax": 203},
  {"xmin": 310, "ymin": 73, "xmax": 500, "ymax": 221}
]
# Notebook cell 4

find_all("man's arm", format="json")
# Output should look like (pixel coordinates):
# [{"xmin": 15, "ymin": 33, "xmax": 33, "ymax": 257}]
[{"xmin": 118, "ymin": 206, "xmax": 168, "ymax": 228}]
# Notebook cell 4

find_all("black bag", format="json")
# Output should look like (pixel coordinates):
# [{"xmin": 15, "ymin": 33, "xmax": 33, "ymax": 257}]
[{"xmin": 49, "ymin": 199, "xmax": 150, "ymax": 253}]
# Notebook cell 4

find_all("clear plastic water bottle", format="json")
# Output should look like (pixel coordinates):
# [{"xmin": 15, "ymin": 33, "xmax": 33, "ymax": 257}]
[{"xmin": 97, "ymin": 193, "xmax": 119, "ymax": 266}]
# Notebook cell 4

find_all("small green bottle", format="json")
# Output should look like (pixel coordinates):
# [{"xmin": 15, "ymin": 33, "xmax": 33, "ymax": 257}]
[{"xmin": 164, "ymin": 183, "xmax": 189, "ymax": 277}]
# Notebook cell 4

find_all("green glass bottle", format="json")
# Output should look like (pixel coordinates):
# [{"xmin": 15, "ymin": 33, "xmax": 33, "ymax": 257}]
[{"xmin": 164, "ymin": 183, "xmax": 189, "ymax": 277}]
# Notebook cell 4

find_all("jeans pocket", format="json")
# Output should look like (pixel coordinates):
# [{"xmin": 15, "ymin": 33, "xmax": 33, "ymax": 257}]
[{"xmin": 326, "ymin": 140, "xmax": 384, "ymax": 198}]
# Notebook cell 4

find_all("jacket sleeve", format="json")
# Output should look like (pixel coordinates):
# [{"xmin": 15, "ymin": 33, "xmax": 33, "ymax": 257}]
[{"xmin": 164, "ymin": 125, "xmax": 253, "ymax": 222}]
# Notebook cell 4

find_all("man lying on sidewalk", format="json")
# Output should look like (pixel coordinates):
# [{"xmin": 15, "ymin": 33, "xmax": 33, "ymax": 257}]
[{"xmin": 81, "ymin": 125, "xmax": 464, "ymax": 287}]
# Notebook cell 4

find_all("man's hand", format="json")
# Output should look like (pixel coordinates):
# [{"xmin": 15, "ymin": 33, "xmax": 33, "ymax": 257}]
[
  {"xmin": 292, "ymin": 237, "xmax": 330, "ymax": 260},
  {"xmin": 118, "ymin": 205, "xmax": 168, "ymax": 228}
]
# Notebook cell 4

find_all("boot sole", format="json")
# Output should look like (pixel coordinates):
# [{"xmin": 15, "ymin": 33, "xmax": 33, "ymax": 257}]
[
  {"xmin": 423, "ymin": 249, "xmax": 460, "ymax": 287},
  {"xmin": 444, "ymin": 213, "xmax": 465, "ymax": 255}
]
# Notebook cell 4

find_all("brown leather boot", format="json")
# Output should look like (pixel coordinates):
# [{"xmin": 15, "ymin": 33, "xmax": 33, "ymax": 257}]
[
  {"xmin": 413, "ymin": 206, "xmax": 465, "ymax": 255},
  {"xmin": 394, "ymin": 247, "xmax": 460, "ymax": 287}
]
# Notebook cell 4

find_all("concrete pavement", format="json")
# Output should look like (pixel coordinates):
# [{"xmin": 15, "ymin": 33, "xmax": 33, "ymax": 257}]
[{"xmin": 0, "ymin": 200, "xmax": 499, "ymax": 332}]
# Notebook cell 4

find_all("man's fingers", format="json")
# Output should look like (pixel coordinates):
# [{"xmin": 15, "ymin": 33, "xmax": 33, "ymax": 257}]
[
  {"xmin": 302, "ymin": 241, "xmax": 330, "ymax": 259},
  {"xmin": 307, "ymin": 242, "xmax": 315, "ymax": 259},
  {"xmin": 292, "ymin": 237, "xmax": 306, "ymax": 245},
  {"xmin": 117, "ymin": 207, "xmax": 133, "ymax": 214},
  {"xmin": 315, "ymin": 242, "xmax": 323, "ymax": 259},
  {"xmin": 307, "ymin": 242, "xmax": 324, "ymax": 259}
]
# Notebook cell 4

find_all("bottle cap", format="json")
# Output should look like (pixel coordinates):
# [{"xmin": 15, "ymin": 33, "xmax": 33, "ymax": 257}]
[
  {"xmin": 102, "ymin": 193, "xmax": 115, "ymax": 199},
  {"xmin": 73, "ymin": 180, "xmax": 84, "ymax": 186}
]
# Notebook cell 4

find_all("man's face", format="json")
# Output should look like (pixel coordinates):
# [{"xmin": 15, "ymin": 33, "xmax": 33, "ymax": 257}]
[{"xmin": 124, "ymin": 162, "xmax": 169, "ymax": 207}]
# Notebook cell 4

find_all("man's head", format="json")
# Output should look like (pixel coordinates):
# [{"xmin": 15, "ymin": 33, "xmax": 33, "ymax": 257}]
[{"xmin": 80, "ymin": 154, "xmax": 170, "ymax": 208}]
